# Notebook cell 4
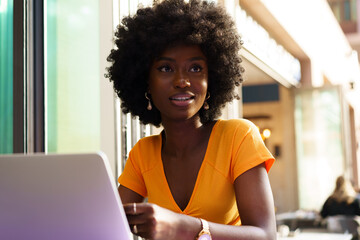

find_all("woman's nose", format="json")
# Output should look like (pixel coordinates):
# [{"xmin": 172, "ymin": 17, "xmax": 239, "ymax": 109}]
[{"xmin": 174, "ymin": 71, "xmax": 191, "ymax": 88}]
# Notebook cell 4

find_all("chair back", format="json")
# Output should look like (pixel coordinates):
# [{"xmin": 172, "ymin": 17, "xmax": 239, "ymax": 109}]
[{"xmin": 326, "ymin": 215, "xmax": 360, "ymax": 239}]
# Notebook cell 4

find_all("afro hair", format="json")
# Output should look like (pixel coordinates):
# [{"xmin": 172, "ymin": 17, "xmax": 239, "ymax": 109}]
[{"xmin": 106, "ymin": 0, "xmax": 244, "ymax": 127}]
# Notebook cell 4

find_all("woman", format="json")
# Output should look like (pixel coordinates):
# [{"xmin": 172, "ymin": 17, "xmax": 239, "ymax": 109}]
[
  {"xmin": 321, "ymin": 176, "xmax": 360, "ymax": 218},
  {"xmin": 106, "ymin": 0, "xmax": 276, "ymax": 239}
]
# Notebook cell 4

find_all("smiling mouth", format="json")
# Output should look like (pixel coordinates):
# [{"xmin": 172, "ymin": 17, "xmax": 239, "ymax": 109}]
[
  {"xmin": 169, "ymin": 96, "xmax": 195, "ymax": 101},
  {"xmin": 169, "ymin": 95, "xmax": 195, "ymax": 107}
]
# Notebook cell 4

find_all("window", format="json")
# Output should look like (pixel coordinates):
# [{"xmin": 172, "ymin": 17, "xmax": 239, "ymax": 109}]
[
  {"xmin": 295, "ymin": 87, "xmax": 345, "ymax": 210},
  {"xmin": 328, "ymin": 0, "xmax": 357, "ymax": 33},
  {"xmin": 344, "ymin": 0, "xmax": 351, "ymax": 20},
  {"xmin": 0, "ymin": 0, "xmax": 13, "ymax": 154},
  {"xmin": 45, "ymin": 0, "xmax": 101, "ymax": 153}
]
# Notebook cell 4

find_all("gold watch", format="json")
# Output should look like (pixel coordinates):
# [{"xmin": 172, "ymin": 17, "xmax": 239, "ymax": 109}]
[{"xmin": 195, "ymin": 218, "xmax": 212, "ymax": 240}]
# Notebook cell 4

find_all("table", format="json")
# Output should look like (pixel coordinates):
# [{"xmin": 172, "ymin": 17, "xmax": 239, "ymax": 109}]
[
  {"xmin": 278, "ymin": 232, "xmax": 353, "ymax": 240},
  {"xmin": 276, "ymin": 210, "xmax": 321, "ymax": 230}
]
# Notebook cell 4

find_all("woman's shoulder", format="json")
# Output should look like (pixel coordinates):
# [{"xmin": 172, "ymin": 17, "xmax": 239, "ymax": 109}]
[
  {"xmin": 128, "ymin": 134, "xmax": 162, "ymax": 172},
  {"xmin": 215, "ymin": 118, "xmax": 257, "ymax": 134},
  {"xmin": 132, "ymin": 134, "xmax": 162, "ymax": 152},
  {"xmin": 209, "ymin": 118, "xmax": 260, "ymax": 148}
]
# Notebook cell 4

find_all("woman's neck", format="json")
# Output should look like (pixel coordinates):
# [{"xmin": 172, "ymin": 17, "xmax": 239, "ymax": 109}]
[{"xmin": 161, "ymin": 119, "xmax": 214, "ymax": 158}]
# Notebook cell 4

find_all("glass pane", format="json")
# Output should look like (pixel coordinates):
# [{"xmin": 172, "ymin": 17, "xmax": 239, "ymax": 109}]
[
  {"xmin": 45, "ymin": 0, "xmax": 100, "ymax": 153},
  {"xmin": 351, "ymin": 0, "xmax": 357, "ymax": 21},
  {"xmin": 0, "ymin": 0, "xmax": 13, "ymax": 154},
  {"xmin": 295, "ymin": 87, "xmax": 344, "ymax": 210},
  {"xmin": 344, "ymin": 0, "xmax": 351, "ymax": 21}
]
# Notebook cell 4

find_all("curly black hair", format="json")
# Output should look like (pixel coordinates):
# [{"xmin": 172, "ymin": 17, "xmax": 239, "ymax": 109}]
[{"xmin": 106, "ymin": 0, "xmax": 244, "ymax": 127}]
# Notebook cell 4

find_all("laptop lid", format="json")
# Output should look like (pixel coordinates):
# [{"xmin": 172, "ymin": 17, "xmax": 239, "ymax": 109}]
[{"xmin": 0, "ymin": 152, "xmax": 132, "ymax": 240}]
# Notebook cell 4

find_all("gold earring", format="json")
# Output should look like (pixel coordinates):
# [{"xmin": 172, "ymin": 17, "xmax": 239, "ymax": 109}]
[
  {"xmin": 203, "ymin": 102, "xmax": 209, "ymax": 110},
  {"xmin": 203, "ymin": 92, "xmax": 210, "ymax": 110},
  {"xmin": 145, "ymin": 92, "xmax": 152, "ymax": 110}
]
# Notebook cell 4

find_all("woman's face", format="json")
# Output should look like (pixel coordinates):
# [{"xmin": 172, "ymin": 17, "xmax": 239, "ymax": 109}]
[{"xmin": 148, "ymin": 44, "xmax": 208, "ymax": 123}]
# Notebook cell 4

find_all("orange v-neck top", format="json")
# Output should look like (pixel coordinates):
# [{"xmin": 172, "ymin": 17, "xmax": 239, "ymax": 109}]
[{"xmin": 118, "ymin": 119, "xmax": 274, "ymax": 225}]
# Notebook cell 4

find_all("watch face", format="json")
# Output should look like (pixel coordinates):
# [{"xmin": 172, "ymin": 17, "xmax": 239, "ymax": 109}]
[{"xmin": 198, "ymin": 234, "xmax": 211, "ymax": 240}]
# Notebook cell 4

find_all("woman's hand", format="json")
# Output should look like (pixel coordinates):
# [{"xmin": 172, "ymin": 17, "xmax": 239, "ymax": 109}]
[{"xmin": 124, "ymin": 202, "xmax": 186, "ymax": 240}]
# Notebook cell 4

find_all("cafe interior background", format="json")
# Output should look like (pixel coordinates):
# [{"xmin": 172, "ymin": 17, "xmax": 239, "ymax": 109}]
[{"xmin": 1, "ymin": 0, "xmax": 360, "ymax": 228}]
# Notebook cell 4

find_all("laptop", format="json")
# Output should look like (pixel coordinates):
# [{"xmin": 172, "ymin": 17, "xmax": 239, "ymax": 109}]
[{"xmin": 0, "ymin": 152, "xmax": 132, "ymax": 240}]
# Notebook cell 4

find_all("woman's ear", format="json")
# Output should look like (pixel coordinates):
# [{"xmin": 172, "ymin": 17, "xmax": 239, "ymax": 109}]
[{"xmin": 146, "ymin": 83, "xmax": 151, "ymax": 94}]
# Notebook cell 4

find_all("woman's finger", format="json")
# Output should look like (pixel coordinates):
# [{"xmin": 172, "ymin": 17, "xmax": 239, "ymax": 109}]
[
  {"xmin": 130, "ymin": 223, "xmax": 154, "ymax": 239},
  {"xmin": 123, "ymin": 202, "xmax": 140, "ymax": 215},
  {"xmin": 124, "ymin": 202, "xmax": 155, "ymax": 215}
]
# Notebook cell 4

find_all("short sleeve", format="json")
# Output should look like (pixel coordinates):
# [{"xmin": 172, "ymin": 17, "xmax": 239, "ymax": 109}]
[
  {"xmin": 230, "ymin": 120, "xmax": 275, "ymax": 182},
  {"xmin": 118, "ymin": 149, "xmax": 148, "ymax": 197}
]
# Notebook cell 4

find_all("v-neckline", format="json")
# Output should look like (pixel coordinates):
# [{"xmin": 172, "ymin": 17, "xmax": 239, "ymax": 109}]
[{"xmin": 158, "ymin": 120, "xmax": 220, "ymax": 213}]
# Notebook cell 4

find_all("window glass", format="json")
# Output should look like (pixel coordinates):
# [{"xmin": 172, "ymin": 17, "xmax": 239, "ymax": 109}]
[
  {"xmin": 295, "ymin": 87, "xmax": 344, "ymax": 210},
  {"xmin": 45, "ymin": 0, "xmax": 100, "ymax": 153},
  {"xmin": 344, "ymin": 0, "xmax": 351, "ymax": 21},
  {"xmin": 0, "ymin": 0, "xmax": 13, "ymax": 154},
  {"xmin": 351, "ymin": 0, "xmax": 357, "ymax": 21}
]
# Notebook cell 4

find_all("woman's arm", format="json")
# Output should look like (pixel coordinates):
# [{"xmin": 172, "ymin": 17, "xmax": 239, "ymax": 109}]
[
  {"xmin": 122, "ymin": 163, "xmax": 277, "ymax": 240},
  {"xmin": 118, "ymin": 185, "xmax": 144, "ymax": 204},
  {"xmin": 199, "ymin": 163, "xmax": 276, "ymax": 240}
]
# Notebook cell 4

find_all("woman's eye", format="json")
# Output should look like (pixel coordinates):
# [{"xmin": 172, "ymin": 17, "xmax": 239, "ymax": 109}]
[
  {"xmin": 157, "ymin": 65, "xmax": 173, "ymax": 72},
  {"xmin": 189, "ymin": 65, "xmax": 203, "ymax": 73}
]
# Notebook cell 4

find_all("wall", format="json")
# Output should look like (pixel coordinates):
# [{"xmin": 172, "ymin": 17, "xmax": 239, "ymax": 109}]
[{"xmin": 243, "ymin": 85, "xmax": 298, "ymax": 213}]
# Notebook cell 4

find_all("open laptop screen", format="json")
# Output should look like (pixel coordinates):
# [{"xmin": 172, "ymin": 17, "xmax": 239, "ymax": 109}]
[{"xmin": 0, "ymin": 152, "xmax": 132, "ymax": 240}]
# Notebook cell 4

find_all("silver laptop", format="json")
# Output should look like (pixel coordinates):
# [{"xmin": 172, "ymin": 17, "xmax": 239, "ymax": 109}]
[{"xmin": 0, "ymin": 152, "xmax": 132, "ymax": 240}]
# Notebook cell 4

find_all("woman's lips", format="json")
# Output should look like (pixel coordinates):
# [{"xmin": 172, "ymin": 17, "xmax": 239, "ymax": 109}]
[{"xmin": 169, "ymin": 94, "xmax": 195, "ymax": 107}]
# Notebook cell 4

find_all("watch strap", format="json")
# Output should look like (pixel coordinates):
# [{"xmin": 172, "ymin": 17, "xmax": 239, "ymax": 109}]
[
  {"xmin": 200, "ymin": 219, "xmax": 209, "ymax": 232},
  {"xmin": 195, "ymin": 218, "xmax": 211, "ymax": 240}
]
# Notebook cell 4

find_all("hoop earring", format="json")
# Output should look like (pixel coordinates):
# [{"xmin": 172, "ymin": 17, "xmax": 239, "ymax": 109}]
[
  {"xmin": 203, "ymin": 92, "xmax": 210, "ymax": 110},
  {"xmin": 145, "ymin": 92, "xmax": 152, "ymax": 111}
]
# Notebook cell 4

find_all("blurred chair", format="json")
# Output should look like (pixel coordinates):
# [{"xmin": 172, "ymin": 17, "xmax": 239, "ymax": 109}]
[{"xmin": 326, "ymin": 215, "xmax": 360, "ymax": 240}]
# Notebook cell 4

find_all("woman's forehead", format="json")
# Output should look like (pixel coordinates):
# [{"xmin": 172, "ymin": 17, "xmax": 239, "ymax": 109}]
[{"xmin": 156, "ymin": 44, "xmax": 206, "ymax": 60}]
